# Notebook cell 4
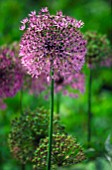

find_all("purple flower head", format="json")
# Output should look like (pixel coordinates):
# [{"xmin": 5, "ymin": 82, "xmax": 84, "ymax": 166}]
[
  {"xmin": 19, "ymin": 7, "xmax": 86, "ymax": 79},
  {"xmin": 0, "ymin": 42, "xmax": 23, "ymax": 98}
]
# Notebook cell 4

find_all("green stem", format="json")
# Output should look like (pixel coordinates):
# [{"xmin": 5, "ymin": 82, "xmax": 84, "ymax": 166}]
[
  {"xmin": 56, "ymin": 92, "xmax": 61, "ymax": 114},
  {"xmin": 87, "ymin": 68, "xmax": 92, "ymax": 147},
  {"xmin": 21, "ymin": 164, "xmax": 25, "ymax": 170},
  {"xmin": 47, "ymin": 65, "xmax": 54, "ymax": 170}
]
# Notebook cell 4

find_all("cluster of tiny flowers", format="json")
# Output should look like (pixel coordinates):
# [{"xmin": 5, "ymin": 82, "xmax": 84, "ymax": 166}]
[
  {"xmin": 0, "ymin": 42, "xmax": 23, "ymax": 98},
  {"xmin": 8, "ymin": 108, "xmax": 65, "ymax": 164},
  {"xmin": 85, "ymin": 31, "xmax": 112, "ymax": 68},
  {"xmin": 32, "ymin": 133, "xmax": 86, "ymax": 169},
  {"xmin": 19, "ymin": 7, "xmax": 86, "ymax": 80}
]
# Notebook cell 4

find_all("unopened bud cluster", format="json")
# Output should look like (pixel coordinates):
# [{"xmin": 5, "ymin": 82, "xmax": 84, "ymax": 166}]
[
  {"xmin": 32, "ymin": 133, "xmax": 86, "ymax": 169},
  {"xmin": 85, "ymin": 31, "xmax": 111, "ymax": 68},
  {"xmin": 8, "ymin": 108, "xmax": 65, "ymax": 164}
]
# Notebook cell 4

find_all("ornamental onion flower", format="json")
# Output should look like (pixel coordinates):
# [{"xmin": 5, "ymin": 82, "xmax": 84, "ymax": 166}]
[
  {"xmin": 32, "ymin": 133, "xmax": 86, "ymax": 169},
  {"xmin": 85, "ymin": 31, "xmax": 111, "ymax": 68},
  {"xmin": 84, "ymin": 31, "xmax": 112, "ymax": 146},
  {"xmin": 8, "ymin": 108, "xmax": 65, "ymax": 164},
  {"xmin": 0, "ymin": 42, "xmax": 23, "ymax": 98},
  {"xmin": 19, "ymin": 8, "xmax": 86, "ymax": 169},
  {"xmin": 19, "ymin": 7, "xmax": 86, "ymax": 79}
]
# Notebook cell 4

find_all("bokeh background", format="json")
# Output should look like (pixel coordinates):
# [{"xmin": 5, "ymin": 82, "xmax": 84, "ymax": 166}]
[{"xmin": 0, "ymin": 0, "xmax": 112, "ymax": 170}]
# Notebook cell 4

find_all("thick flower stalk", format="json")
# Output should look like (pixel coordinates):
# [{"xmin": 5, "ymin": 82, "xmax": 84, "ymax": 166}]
[
  {"xmin": 84, "ymin": 31, "xmax": 111, "ymax": 146},
  {"xmin": 0, "ymin": 42, "xmax": 23, "ymax": 98},
  {"xmin": 19, "ymin": 7, "xmax": 86, "ymax": 79},
  {"xmin": 32, "ymin": 133, "xmax": 86, "ymax": 170},
  {"xmin": 85, "ymin": 31, "xmax": 111, "ymax": 68},
  {"xmin": 8, "ymin": 108, "xmax": 65, "ymax": 164}
]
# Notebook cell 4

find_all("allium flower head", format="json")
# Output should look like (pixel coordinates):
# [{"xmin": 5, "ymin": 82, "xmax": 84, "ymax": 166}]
[
  {"xmin": 8, "ymin": 108, "xmax": 65, "ymax": 164},
  {"xmin": 19, "ymin": 7, "xmax": 86, "ymax": 79},
  {"xmin": 85, "ymin": 31, "xmax": 112, "ymax": 68},
  {"xmin": 32, "ymin": 133, "xmax": 86, "ymax": 169},
  {"xmin": 0, "ymin": 42, "xmax": 23, "ymax": 98}
]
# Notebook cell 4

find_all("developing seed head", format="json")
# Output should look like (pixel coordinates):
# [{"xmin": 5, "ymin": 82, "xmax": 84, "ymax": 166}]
[
  {"xmin": 32, "ymin": 133, "xmax": 86, "ymax": 169},
  {"xmin": 8, "ymin": 108, "xmax": 65, "ymax": 164},
  {"xmin": 85, "ymin": 31, "xmax": 112, "ymax": 68}
]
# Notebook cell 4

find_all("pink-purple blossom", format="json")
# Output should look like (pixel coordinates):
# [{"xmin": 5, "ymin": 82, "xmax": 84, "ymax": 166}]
[
  {"xmin": 0, "ymin": 43, "xmax": 23, "ymax": 98},
  {"xmin": 19, "ymin": 7, "xmax": 86, "ymax": 79}
]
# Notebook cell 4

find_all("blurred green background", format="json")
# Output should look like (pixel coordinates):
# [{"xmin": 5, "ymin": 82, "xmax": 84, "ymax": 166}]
[{"xmin": 0, "ymin": 0, "xmax": 112, "ymax": 170}]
